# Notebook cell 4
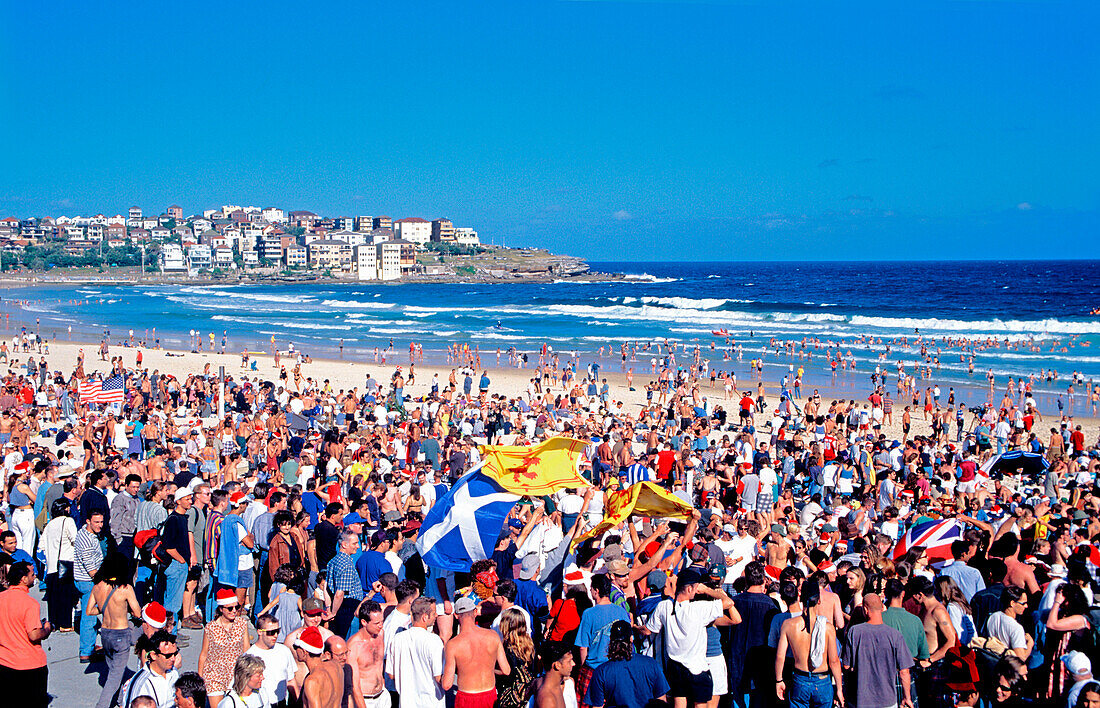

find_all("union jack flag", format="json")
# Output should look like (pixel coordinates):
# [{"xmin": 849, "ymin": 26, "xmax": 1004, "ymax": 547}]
[
  {"xmin": 99, "ymin": 375, "xmax": 126, "ymax": 404},
  {"xmin": 892, "ymin": 518, "xmax": 963, "ymax": 564},
  {"xmin": 78, "ymin": 379, "xmax": 102, "ymax": 402}
]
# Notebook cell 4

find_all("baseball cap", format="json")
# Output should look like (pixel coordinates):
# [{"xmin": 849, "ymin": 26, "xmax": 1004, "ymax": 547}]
[
  {"xmin": 721, "ymin": 523, "xmax": 737, "ymax": 536},
  {"xmin": 342, "ymin": 512, "xmax": 367, "ymax": 526},
  {"xmin": 173, "ymin": 487, "xmax": 193, "ymax": 502},
  {"xmin": 646, "ymin": 569, "xmax": 668, "ymax": 590},
  {"xmin": 453, "ymin": 596, "xmax": 477, "ymax": 614},
  {"xmin": 519, "ymin": 554, "xmax": 540, "ymax": 580},
  {"xmin": 302, "ymin": 598, "xmax": 325, "ymax": 616},
  {"xmin": 605, "ymin": 558, "xmax": 630, "ymax": 576},
  {"xmin": 609, "ymin": 619, "xmax": 632, "ymax": 642},
  {"xmin": 508, "ymin": 519, "xmax": 524, "ymax": 530},
  {"xmin": 1063, "ymin": 651, "xmax": 1092, "ymax": 678}
]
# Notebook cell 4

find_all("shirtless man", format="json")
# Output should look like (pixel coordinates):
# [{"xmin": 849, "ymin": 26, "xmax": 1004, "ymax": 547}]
[
  {"xmin": 286, "ymin": 598, "xmax": 336, "ymax": 692},
  {"xmin": 86, "ymin": 554, "xmax": 141, "ymax": 708},
  {"xmin": 348, "ymin": 601, "xmax": 388, "ymax": 708},
  {"xmin": 909, "ymin": 576, "xmax": 955, "ymax": 664},
  {"xmin": 775, "ymin": 582, "xmax": 844, "ymax": 707},
  {"xmin": 996, "ymin": 534, "xmax": 1041, "ymax": 594},
  {"xmin": 814, "ymin": 569, "xmax": 846, "ymax": 630},
  {"xmin": 325, "ymin": 636, "xmax": 356, "ymax": 708},
  {"xmin": 295, "ymin": 626, "xmax": 343, "ymax": 708},
  {"xmin": 441, "ymin": 597, "xmax": 510, "ymax": 708},
  {"xmin": 533, "ymin": 641, "xmax": 575, "ymax": 708}
]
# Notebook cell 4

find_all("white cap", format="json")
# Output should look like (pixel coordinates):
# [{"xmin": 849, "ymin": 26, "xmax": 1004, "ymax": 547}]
[
  {"xmin": 1063, "ymin": 651, "xmax": 1092, "ymax": 678},
  {"xmin": 173, "ymin": 487, "xmax": 193, "ymax": 502}
]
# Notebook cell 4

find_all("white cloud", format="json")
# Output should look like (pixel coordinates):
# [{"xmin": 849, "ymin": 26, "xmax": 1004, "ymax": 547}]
[
  {"xmin": 612, "ymin": 209, "xmax": 632, "ymax": 221},
  {"xmin": 1017, "ymin": 202, "xmax": 1033, "ymax": 211}
]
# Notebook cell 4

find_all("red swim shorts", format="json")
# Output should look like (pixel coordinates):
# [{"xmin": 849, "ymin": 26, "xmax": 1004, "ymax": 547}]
[{"xmin": 455, "ymin": 688, "xmax": 497, "ymax": 708}]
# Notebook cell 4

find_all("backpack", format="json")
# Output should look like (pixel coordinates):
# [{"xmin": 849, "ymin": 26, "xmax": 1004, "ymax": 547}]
[{"xmin": 134, "ymin": 527, "xmax": 171, "ymax": 566}]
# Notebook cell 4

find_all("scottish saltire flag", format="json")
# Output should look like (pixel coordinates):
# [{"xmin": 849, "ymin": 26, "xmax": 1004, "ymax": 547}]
[
  {"xmin": 892, "ymin": 518, "xmax": 962, "ymax": 563},
  {"xmin": 416, "ymin": 467, "xmax": 520, "ymax": 571},
  {"xmin": 99, "ymin": 374, "xmax": 126, "ymax": 404},
  {"xmin": 622, "ymin": 462, "xmax": 651, "ymax": 486}
]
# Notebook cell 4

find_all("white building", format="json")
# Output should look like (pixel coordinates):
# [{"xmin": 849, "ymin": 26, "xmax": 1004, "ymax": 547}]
[
  {"xmin": 355, "ymin": 244, "xmax": 378, "ymax": 280},
  {"xmin": 377, "ymin": 241, "xmax": 402, "ymax": 281},
  {"xmin": 284, "ymin": 244, "xmax": 307, "ymax": 267},
  {"xmin": 328, "ymin": 230, "xmax": 368, "ymax": 247},
  {"xmin": 455, "ymin": 227, "xmax": 480, "ymax": 246},
  {"xmin": 188, "ymin": 243, "xmax": 212, "ymax": 271},
  {"xmin": 214, "ymin": 246, "xmax": 235, "ymax": 268},
  {"xmin": 262, "ymin": 207, "xmax": 285, "ymax": 223},
  {"xmin": 394, "ymin": 217, "xmax": 431, "ymax": 245},
  {"xmin": 160, "ymin": 243, "xmax": 186, "ymax": 272}
]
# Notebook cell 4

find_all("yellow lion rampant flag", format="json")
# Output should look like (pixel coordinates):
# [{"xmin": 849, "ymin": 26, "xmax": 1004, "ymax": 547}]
[
  {"xmin": 478, "ymin": 437, "xmax": 591, "ymax": 496},
  {"xmin": 573, "ymin": 481, "xmax": 694, "ymax": 546}
]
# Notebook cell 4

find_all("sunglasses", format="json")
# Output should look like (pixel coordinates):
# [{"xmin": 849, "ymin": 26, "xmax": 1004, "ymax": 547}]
[
  {"xmin": 157, "ymin": 649, "xmax": 180, "ymax": 659},
  {"xmin": 261, "ymin": 628, "xmax": 281, "ymax": 635},
  {"xmin": 223, "ymin": 605, "xmax": 241, "ymax": 612}
]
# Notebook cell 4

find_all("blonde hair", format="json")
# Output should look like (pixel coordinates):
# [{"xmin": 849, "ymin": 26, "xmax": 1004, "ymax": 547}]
[
  {"xmin": 499, "ymin": 607, "xmax": 534, "ymax": 665},
  {"xmin": 233, "ymin": 654, "xmax": 265, "ymax": 695}
]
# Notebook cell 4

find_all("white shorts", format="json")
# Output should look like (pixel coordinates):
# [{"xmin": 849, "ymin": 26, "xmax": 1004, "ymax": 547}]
[
  {"xmin": 707, "ymin": 654, "xmax": 728, "ymax": 696},
  {"xmin": 363, "ymin": 691, "xmax": 392, "ymax": 708},
  {"xmin": 360, "ymin": 690, "xmax": 391, "ymax": 707},
  {"xmin": 957, "ymin": 480, "xmax": 977, "ymax": 494}
]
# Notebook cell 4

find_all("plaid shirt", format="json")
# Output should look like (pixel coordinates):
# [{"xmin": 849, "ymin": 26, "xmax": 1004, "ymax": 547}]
[{"xmin": 327, "ymin": 552, "xmax": 363, "ymax": 600}]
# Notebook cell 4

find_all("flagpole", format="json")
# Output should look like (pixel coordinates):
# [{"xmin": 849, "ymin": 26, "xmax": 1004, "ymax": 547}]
[{"xmin": 218, "ymin": 365, "xmax": 224, "ymax": 420}]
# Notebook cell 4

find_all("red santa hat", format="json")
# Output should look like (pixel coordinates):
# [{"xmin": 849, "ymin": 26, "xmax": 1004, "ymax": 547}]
[
  {"xmin": 818, "ymin": 559, "xmax": 836, "ymax": 574},
  {"xmin": 295, "ymin": 626, "xmax": 325, "ymax": 655},
  {"xmin": 229, "ymin": 491, "xmax": 247, "ymax": 506},
  {"xmin": 14, "ymin": 461, "xmax": 30, "ymax": 473},
  {"xmin": 141, "ymin": 602, "xmax": 167, "ymax": 628},
  {"xmin": 216, "ymin": 589, "xmax": 238, "ymax": 607}
]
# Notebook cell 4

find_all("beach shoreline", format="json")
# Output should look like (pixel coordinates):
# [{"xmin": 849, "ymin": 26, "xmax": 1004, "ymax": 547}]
[{"xmin": 29, "ymin": 339, "xmax": 1100, "ymax": 445}]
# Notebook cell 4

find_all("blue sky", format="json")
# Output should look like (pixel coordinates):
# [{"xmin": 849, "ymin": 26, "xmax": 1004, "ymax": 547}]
[{"xmin": 1, "ymin": 1, "xmax": 1097, "ymax": 260}]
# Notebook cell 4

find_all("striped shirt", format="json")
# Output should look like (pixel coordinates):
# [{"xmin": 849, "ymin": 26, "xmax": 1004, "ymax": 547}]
[
  {"xmin": 326, "ymin": 552, "xmax": 364, "ymax": 600},
  {"xmin": 74, "ymin": 528, "xmax": 103, "ymax": 582},
  {"xmin": 622, "ymin": 463, "xmax": 652, "ymax": 486},
  {"xmin": 135, "ymin": 500, "xmax": 168, "ymax": 533}
]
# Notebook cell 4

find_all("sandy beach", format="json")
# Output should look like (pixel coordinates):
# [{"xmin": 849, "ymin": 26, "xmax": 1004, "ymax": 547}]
[{"xmin": 34, "ymin": 339, "xmax": 1100, "ymax": 446}]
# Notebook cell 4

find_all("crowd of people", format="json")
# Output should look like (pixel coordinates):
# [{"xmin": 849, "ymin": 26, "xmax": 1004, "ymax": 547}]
[{"xmin": 0, "ymin": 339, "xmax": 1099, "ymax": 708}]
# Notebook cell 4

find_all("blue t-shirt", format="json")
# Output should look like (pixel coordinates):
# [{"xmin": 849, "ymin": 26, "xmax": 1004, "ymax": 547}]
[
  {"xmin": 575, "ymin": 603, "xmax": 631, "ymax": 668},
  {"xmin": 301, "ymin": 492, "xmax": 326, "ymax": 530},
  {"xmin": 585, "ymin": 653, "xmax": 670, "ymax": 708},
  {"xmin": 355, "ymin": 550, "xmax": 391, "ymax": 594}
]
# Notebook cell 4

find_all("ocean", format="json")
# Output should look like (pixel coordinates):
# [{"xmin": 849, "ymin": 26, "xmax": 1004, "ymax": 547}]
[{"xmin": 5, "ymin": 260, "xmax": 1099, "ymax": 415}]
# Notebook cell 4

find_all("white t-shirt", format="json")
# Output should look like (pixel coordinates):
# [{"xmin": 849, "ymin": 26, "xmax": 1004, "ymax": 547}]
[
  {"xmin": 724, "ymin": 534, "xmax": 757, "ymax": 583},
  {"xmin": 984, "ymin": 611, "xmax": 1027, "ymax": 650},
  {"xmin": 645, "ymin": 598, "xmax": 723, "ymax": 674},
  {"xmin": 217, "ymin": 690, "xmax": 270, "ymax": 708},
  {"xmin": 123, "ymin": 666, "xmax": 180, "ymax": 708},
  {"xmin": 245, "ymin": 643, "xmax": 297, "ymax": 702},
  {"xmin": 384, "ymin": 608, "xmax": 411, "ymax": 638},
  {"xmin": 385, "ymin": 626, "xmax": 445, "ymax": 708}
]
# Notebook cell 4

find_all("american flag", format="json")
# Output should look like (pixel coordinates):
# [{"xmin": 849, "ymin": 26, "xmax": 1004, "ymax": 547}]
[
  {"xmin": 78, "ymin": 379, "xmax": 102, "ymax": 403},
  {"xmin": 99, "ymin": 374, "xmax": 126, "ymax": 404},
  {"xmin": 892, "ymin": 518, "xmax": 963, "ymax": 564}
]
